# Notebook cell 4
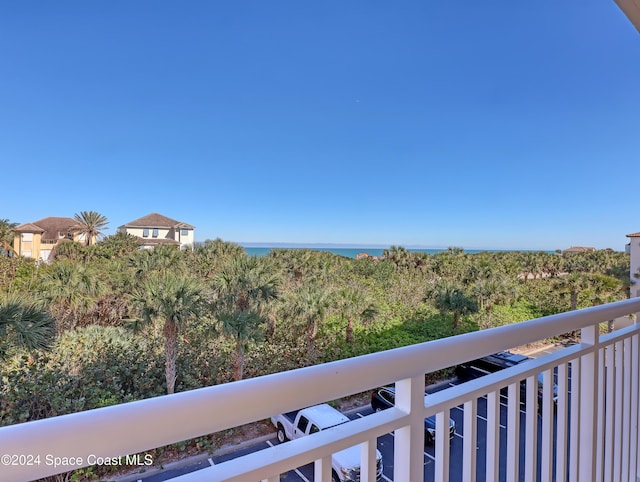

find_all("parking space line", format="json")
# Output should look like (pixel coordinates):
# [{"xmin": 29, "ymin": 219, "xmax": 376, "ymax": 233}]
[
  {"xmin": 450, "ymin": 383, "xmax": 516, "ymax": 409},
  {"xmin": 293, "ymin": 468, "xmax": 311, "ymax": 481},
  {"xmin": 266, "ymin": 440, "xmax": 310, "ymax": 482},
  {"xmin": 353, "ymin": 404, "xmax": 503, "ymax": 475},
  {"xmin": 480, "ymin": 394, "xmax": 510, "ymax": 409},
  {"xmin": 208, "ymin": 457, "xmax": 214, "ymax": 466},
  {"xmin": 476, "ymin": 414, "xmax": 506, "ymax": 429}
]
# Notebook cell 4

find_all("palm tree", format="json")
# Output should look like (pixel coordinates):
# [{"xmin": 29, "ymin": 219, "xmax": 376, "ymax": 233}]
[
  {"xmin": 129, "ymin": 245, "xmax": 186, "ymax": 281},
  {"xmin": 92, "ymin": 231, "xmax": 141, "ymax": 258},
  {"xmin": 382, "ymin": 245, "xmax": 413, "ymax": 271},
  {"xmin": 0, "ymin": 293, "xmax": 55, "ymax": 359},
  {"xmin": 0, "ymin": 219, "xmax": 17, "ymax": 256},
  {"xmin": 39, "ymin": 261, "xmax": 105, "ymax": 331},
  {"xmin": 558, "ymin": 273, "xmax": 591, "ymax": 311},
  {"xmin": 73, "ymin": 211, "xmax": 109, "ymax": 246},
  {"xmin": 540, "ymin": 252, "xmax": 563, "ymax": 278},
  {"xmin": 289, "ymin": 284, "xmax": 334, "ymax": 363},
  {"xmin": 471, "ymin": 275, "xmax": 514, "ymax": 313},
  {"xmin": 50, "ymin": 238, "xmax": 90, "ymax": 262},
  {"xmin": 431, "ymin": 283, "xmax": 478, "ymax": 329},
  {"xmin": 432, "ymin": 248, "xmax": 468, "ymax": 281},
  {"xmin": 131, "ymin": 272, "xmax": 203, "ymax": 394},
  {"xmin": 520, "ymin": 251, "xmax": 545, "ymax": 281},
  {"xmin": 210, "ymin": 256, "xmax": 279, "ymax": 380},
  {"xmin": 337, "ymin": 285, "xmax": 378, "ymax": 344},
  {"xmin": 188, "ymin": 238, "xmax": 245, "ymax": 280}
]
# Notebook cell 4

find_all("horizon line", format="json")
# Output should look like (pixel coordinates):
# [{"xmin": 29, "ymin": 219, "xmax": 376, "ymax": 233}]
[{"xmin": 232, "ymin": 241, "xmax": 558, "ymax": 252}]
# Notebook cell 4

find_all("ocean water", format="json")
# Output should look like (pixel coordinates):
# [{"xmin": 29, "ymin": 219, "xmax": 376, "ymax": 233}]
[{"xmin": 242, "ymin": 246, "xmax": 489, "ymax": 259}]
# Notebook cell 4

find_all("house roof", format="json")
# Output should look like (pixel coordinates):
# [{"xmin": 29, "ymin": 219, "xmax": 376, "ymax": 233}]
[
  {"xmin": 563, "ymin": 246, "xmax": 596, "ymax": 253},
  {"xmin": 14, "ymin": 223, "xmax": 44, "ymax": 233},
  {"xmin": 15, "ymin": 217, "xmax": 81, "ymax": 241},
  {"xmin": 627, "ymin": 232, "xmax": 640, "ymax": 237},
  {"xmin": 119, "ymin": 213, "xmax": 195, "ymax": 230}
]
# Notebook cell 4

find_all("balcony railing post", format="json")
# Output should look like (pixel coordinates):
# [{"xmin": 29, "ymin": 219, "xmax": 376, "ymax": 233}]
[
  {"xmin": 556, "ymin": 362, "xmax": 569, "ymax": 481},
  {"xmin": 569, "ymin": 357, "xmax": 581, "ymax": 482},
  {"xmin": 394, "ymin": 375, "xmax": 426, "ymax": 482},
  {"xmin": 462, "ymin": 399, "xmax": 477, "ymax": 482},
  {"xmin": 360, "ymin": 439, "xmax": 376, "ymax": 482},
  {"xmin": 435, "ymin": 410, "xmax": 451, "ymax": 480},
  {"xmin": 314, "ymin": 455, "xmax": 331, "ymax": 481},
  {"xmin": 524, "ymin": 374, "xmax": 538, "ymax": 482},
  {"xmin": 578, "ymin": 324, "xmax": 600, "ymax": 481},
  {"xmin": 506, "ymin": 383, "xmax": 520, "ymax": 482},
  {"xmin": 631, "ymin": 333, "xmax": 640, "ymax": 482},
  {"xmin": 485, "ymin": 390, "xmax": 500, "ymax": 481}
]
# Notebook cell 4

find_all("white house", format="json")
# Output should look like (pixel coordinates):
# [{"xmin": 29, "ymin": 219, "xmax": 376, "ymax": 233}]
[
  {"xmin": 627, "ymin": 231, "xmax": 640, "ymax": 297},
  {"xmin": 118, "ymin": 213, "xmax": 195, "ymax": 250}
]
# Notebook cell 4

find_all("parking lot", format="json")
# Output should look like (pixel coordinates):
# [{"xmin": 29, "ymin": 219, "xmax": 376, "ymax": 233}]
[{"xmin": 134, "ymin": 374, "xmax": 559, "ymax": 482}]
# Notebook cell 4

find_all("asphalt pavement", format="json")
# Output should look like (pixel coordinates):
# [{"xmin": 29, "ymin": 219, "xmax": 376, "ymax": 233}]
[
  {"xmin": 114, "ymin": 385, "xmax": 553, "ymax": 482},
  {"xmin": 113, "ymin": 344, "xmax": 566, "ymax": 482}
]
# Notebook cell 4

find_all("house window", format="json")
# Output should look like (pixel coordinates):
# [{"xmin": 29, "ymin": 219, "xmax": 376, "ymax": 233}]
[
  {"xmin": 152, "ymin": 228, "xmax": 159, "ymax": 238},
  {"xmin": 181, "ymin": 229, "xmax": 188, "ymax": 236},
  {"xmin": 143, "ymin": 228, "xmax": 149, "ymax": 238}
]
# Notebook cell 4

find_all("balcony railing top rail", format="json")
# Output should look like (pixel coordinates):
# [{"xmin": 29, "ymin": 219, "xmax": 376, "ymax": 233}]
[{"xmin": 2, "ymin": 297, "xmax": 640, "ymax": 481}]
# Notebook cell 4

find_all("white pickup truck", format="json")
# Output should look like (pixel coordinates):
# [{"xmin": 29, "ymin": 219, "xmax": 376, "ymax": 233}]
[{"xmin": 271, "ymin": 404, "xmax": 383, "ymax": 482}]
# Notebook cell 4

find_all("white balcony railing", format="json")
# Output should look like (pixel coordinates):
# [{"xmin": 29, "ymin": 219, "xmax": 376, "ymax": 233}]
[{"xmin": 2, "ymin": 297, "xmax": 640, "ymax": 482}]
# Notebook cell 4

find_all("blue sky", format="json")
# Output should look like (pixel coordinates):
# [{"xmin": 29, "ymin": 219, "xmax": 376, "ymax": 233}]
[{"xmin": 1, "ymin": 1, "xmax": 639, "ymax": 251}]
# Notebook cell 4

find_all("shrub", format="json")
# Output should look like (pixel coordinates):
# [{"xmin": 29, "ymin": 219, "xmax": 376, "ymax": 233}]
[{"xmin": 0, "ymin": 326, "xmax": 164, "ymax": 426}]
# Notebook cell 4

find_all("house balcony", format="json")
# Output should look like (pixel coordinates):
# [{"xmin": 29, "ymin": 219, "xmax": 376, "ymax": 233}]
[{"xmin": 3, "ymin": 297, "xmax": 640, "ymax": 482}]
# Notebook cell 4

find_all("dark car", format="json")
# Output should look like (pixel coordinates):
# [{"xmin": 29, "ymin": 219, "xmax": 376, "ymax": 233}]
[
  {"xmin": 455, "ymin": 351, "xmax": 558, "ymax": 407},
  {"xmin": 456, "ymin": 351, "xmax": 530, "ymax": 378},
  {"xmin": 371, "ymin": 386, "xmax": 456, "ymax": 444}
]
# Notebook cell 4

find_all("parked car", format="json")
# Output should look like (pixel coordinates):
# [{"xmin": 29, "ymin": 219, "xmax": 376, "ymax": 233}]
[
  {"xmin": 370, "ymin": 386, "xmax": 456, "ymax": 444},
  {"xmin": 455, "ymin": 351, "xmax": 530, "ymax": 379},
  {"xmin": 455, "ymin": 351, "xmax": 559, "ymax": 407},
  {"xmin": 271, "ymin": 404, "xmax": 383, "ymax": 482}
]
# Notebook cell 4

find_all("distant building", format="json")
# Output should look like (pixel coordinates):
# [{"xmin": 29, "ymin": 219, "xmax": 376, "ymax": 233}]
[
  {"xmin": 563, "ymin": 246, "xmax": 597, "ymax": 254},
  {"xmin": 627, "ymin": 232, "xmax": 640, "ymax": 297},
  {"xmin": 13, "ymin": 217, "xmax": 85, "ymax": 263},
  {"xmin": 118, "ymin": 213, "xmax": 195, "ymax": 250}
]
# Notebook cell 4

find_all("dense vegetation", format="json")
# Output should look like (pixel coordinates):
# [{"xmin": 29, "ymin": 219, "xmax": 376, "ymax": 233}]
[{"xmin": 0, "ymin": 219, "xmax": 632, "ymax": 478}]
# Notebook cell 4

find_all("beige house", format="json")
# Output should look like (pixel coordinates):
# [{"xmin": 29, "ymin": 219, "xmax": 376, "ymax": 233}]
[
  {"xmin": 13, "ymin": 217, "xmax": 85, "ymax": 263},
  {"xmin": 118, "ymin": 213, "xmax": 195, "ymax": 250}
]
